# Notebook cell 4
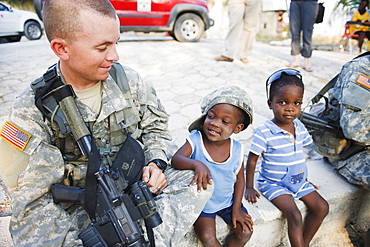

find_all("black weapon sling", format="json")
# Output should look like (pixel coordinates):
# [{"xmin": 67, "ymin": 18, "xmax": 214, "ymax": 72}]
[{"xmin": 33, "ymin": 63, "xmax": 156, "ymax": 246}]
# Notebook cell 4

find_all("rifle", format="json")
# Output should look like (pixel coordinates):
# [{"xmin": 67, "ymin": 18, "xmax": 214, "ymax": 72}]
[
  {"xmin": 46, "ymin": 83, "xmax": 162, "ymax": 247},
  {"xmin": 299, "ymin": 112, "xmax": 341, "ymax": 134},
  {"xmin": 300, "ymin": 112, "xmax": 369, "ymax": 160}
]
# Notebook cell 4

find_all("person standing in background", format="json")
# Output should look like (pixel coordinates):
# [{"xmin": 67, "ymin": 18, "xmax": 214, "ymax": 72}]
[
  {"xmin": 215, "ymin": 0, "xmax": 262, "ymax": 64},
  {"xmin": 289, "ymin": 0, "xmax": 318, "ymax": 72}
]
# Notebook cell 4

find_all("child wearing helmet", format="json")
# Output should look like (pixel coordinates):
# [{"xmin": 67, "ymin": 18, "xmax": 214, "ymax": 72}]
[
  {"xmin": 172, "ymin": 85, "xmax": 254, "ymax": 247},
  {"xmin": 245, "ymin": 69, "xmax": 329, "ymax": 247}
]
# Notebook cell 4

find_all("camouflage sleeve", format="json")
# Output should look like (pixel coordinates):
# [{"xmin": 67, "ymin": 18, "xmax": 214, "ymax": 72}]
[
  {"xmin": 331, "ymin": 58, "xmax": 370, "ymax": 145},
  {"xmin": 1, "ymin": 89, "xmax": 83, "ymax": 246},
  {"xmin": 123, "ymin": 66, "xmax": 172, "ymax": 164}
]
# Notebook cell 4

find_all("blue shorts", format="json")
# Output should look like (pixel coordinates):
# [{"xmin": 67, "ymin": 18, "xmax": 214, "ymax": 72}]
[
  {"xmin": 258, "ymin": 173, "xmax": 316, "ymax": 201},
  {"xmin": 199, "ymin": 204, "xmax": 248, "ymax": 225}
]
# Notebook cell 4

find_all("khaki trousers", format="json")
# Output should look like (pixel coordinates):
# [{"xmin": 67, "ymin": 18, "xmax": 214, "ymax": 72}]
[{"xmin": 223, "ymin": 0, "xmax": 262, "ymax": 60}]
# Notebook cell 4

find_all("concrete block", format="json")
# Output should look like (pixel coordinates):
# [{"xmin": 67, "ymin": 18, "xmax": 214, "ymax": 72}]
[{"xmin": 182, "ymin": 159, "xmax": 364, "ymax": 246}]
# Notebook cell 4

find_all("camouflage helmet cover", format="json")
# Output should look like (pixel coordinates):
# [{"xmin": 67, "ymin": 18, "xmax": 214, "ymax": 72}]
[{"xmin": 188, "ymin": 85, "xmax": 253, "ymax": 132}]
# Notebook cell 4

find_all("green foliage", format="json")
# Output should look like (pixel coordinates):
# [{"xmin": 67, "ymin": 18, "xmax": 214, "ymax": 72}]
[
  {"xmin": 3, "ymin": 0, "xmax": 34, "ymax": 11},
  {"xmin": 335, "ymin": 0, "xmax": 369, "ymax": 11},
  {"xmin": 3, "ymin": 0, "xmax": 31, "ymax": 8}
]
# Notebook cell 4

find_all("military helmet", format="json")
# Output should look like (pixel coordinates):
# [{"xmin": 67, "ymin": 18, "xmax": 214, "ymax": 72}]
[{"xmin": 188, "ymin": 85, "xmax": 253, "ymax": 132}]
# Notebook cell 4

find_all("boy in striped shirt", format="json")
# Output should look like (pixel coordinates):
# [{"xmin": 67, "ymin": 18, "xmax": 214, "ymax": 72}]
[{"xmin": 244, "ymin": 69, "xmax": 329, "ymax": 247}]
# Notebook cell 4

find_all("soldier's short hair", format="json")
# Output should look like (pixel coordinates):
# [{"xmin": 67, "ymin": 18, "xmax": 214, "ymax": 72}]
[{"xmin": 43, "ymin": 0, "xmax": 117, "ymax": 42}]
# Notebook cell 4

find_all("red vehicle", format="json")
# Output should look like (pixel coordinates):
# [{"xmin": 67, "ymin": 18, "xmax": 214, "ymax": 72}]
[{"xmin": 34, "ymin": 0, "xmax": 214, "ymax": 42}]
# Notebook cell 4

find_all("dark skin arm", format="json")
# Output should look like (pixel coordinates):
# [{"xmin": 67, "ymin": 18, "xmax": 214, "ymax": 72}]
[
  {"xmin": 347, "ymin": 20, "xmax": 370, "ymax": 26},
  {"xmin": 232, "ymin": 164, "xmax": 253, "ymax": 232},
  {"xmin": 244, "ymin": 152, "xmax": 260, "ymax": 204},
  {"xmin": 171, "ymin": 141, "xmax": 213, "ymax": 192}
]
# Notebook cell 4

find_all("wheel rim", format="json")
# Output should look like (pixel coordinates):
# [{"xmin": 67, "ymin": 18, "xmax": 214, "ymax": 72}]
[
  {"xmin": 28, "ymin": 24, "xmax": 41, "ymax": 39},
  {"xmin": 179, "ymin": 19, "xmax": 199, "ymax": 40}
]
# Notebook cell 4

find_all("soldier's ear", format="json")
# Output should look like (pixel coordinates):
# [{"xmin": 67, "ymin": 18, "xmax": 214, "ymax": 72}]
[{"xmin": 50, "ymin": 38, "xmax": 69, "ymax": 61}]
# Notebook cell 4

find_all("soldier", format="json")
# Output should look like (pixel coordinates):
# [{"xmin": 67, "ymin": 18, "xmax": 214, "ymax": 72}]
[
  {"xmin": 300, "ymin": 51, "xmax": 370, "ymax": 245},
  {"xmin": 0, "ymin": 0, "xmax": 212, "ymax": 246}
]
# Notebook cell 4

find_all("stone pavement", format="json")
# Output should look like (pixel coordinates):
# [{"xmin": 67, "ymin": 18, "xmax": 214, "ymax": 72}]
[{"xmin": 0, "ymin": 33, "xmax": 366, "ymax": 246}]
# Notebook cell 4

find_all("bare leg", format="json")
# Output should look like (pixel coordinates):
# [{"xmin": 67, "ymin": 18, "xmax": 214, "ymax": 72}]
[
  {"xmin": 225, "ymin": 222, "xmax": 252, "ymax": 247},
  {"xmin": 303, "ymin": 57, "xmax": 312, "ymax": 72},
  {"xmin": 194, "ymin": 217, "xmax": 221, "ymax": 247},
  {"xmin": 300, "ymin": 191, "xmax": 329, "ymax": 247},
  {"xmin": 272, "ymin": 194, "xmax": 304, "ymax": 247},
  {"xmin": 358, "ymin": 33, "xmax": 366, "ymax": 53},
  {"xmin": 290, "ymin": 54, "xmax": 300, "ymax": 67}
]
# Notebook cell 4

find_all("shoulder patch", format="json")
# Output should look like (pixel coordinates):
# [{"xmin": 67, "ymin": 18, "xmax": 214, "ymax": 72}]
[
  {"xmin": 0, "ymin": 121, "xmax": 31, "ymax": 151},
  {"xmin": 356, "ymin": 74, "xmax": 370, "ymax": 90}
]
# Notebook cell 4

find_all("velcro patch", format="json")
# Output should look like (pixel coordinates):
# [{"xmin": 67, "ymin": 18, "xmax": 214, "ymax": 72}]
[
  {"xmin": 356, "ymin": 74, "xmax": 370, "ymax": 90},
  {"xmin": 0, "ymin": 121, "xmax": 31, "ymax": 151}
]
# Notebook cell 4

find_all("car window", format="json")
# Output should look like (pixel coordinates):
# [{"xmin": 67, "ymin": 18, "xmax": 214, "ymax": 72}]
[{"xmin": 0, "ymin": 3, "xmax": 9, "ymax": 11}]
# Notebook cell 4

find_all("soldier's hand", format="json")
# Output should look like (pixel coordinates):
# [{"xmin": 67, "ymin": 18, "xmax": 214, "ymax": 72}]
[{"xmin": 142, "ymin": 163, "xmax": 168, "ymax": 194}]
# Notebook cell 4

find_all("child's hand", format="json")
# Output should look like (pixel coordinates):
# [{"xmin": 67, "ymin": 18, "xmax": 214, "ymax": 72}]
[
  {"xmin": 190, "ymin": 161, "xmax": 212, "ymax": 192},
  {"xmin": 244, "ymin": 188, "xmax": 260, "ymax": 204},
  {"xmin": 232, "ymin": 207, "xmax": 253, "ymax": 233}
]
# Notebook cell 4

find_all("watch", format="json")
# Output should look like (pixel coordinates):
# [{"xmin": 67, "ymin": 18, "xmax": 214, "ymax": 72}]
[{"xmin": 150, "ymin": 159, "xmax": 168, "ymax": 171}]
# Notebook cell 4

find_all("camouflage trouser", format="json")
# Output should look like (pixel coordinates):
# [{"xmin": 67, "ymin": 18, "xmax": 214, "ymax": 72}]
[
  {"xmin": 330, "ymin": 150, "xmax": 370, "ymax": 242},
  {"xmin": 330, "ymin": 150, "xmax": 370, "ymax": 190},
  {"xmin": 153, "ymin": 166, "xmax": 213, "ymax": 247}
]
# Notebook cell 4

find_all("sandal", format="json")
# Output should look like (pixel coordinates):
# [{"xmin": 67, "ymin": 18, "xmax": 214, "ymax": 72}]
[
  {"xmin": 240, "ymin": 58, "xmax": 249, "ymax": 64},
  {"xmin": 303, "ymin": 67, "xmax": 313, "ymax": 72},
  {"xmin": 215, "ymin": 55, "xmax": 234, "ymax": 62}
]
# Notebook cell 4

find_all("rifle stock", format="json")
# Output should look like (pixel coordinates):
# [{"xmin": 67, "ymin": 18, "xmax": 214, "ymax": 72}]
[{"xmin": 51, "ymin": 184, "xmax": 85, "ymax": 204}]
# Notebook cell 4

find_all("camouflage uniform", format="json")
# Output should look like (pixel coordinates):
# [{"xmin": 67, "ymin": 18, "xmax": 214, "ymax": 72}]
[
  {"xmin": 327, "ymin": 54, "xmax": 370, "ymax": 189},
  {"xmin": 0, "ymin": 64, "xmax": 213, "ymax": 246},
  {"xmin": 307, "ymin": 54, "xmax": 370, "ymax": 242},
  {"xmin": 328, "ymin": 55, "xmax": 370, "ymax": 240}
]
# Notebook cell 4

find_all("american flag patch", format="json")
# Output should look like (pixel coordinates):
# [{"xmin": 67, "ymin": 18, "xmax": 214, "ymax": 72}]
[
  {"xmin": 0, "ymin": 121, "xmax": 31, "ymax": 151},
  {"xmin": 356, "ymin": 74, "xmax": 370, "ymax": 89}
]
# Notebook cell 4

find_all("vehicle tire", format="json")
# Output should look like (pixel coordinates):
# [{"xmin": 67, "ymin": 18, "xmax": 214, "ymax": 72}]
[
  {"xmin": 173, "ymin": 13, "xmax": 204, "ymax": 42},
  {"xmin": 168, "ymin": 31, "xmax": 176, "ymax": 40},
  {"xmin": 24, "ymin": 21, "xmax": 42, "ymax": 40}
]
